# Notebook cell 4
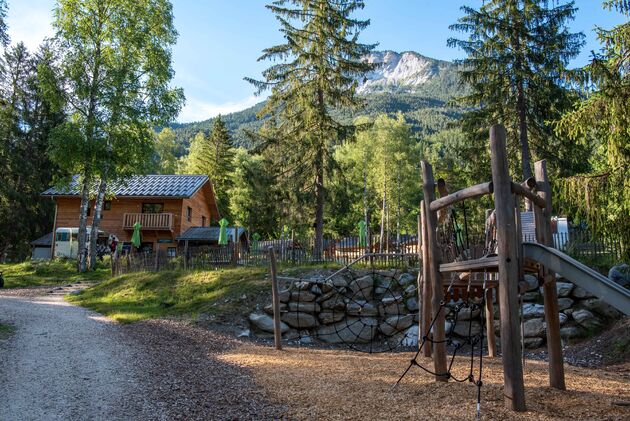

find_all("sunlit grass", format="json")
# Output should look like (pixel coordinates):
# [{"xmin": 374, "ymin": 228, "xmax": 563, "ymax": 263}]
[
  {"xmin": 68, "ymin": 267, "xmax": 270, "ymax": 323},
  {"xmin": 0, "ymin": 259, "xmax": 109, "ymax": 288}
]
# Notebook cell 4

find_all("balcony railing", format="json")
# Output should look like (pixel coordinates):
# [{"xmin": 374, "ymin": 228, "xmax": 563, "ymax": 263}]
[{"xmin": 123, "ymin": 213, "xmax": 173, "ymax": 231}]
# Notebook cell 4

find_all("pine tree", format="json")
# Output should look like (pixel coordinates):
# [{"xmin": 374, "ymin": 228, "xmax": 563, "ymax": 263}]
[
  {"xmin": 0, "ymin": 42, "xmax": 63, "ymax": 260},
  {"xmin": 554, "ymin": 0, "xmax": 630, "ymax": 254},
  {"xmin": 448, "ymin": 0, "xmax": 584, "ymax": 180},
  {"xmin": 207, "ymin": 116, "xmax": 235, "ymax": 219},
  {"xmin": 0, "ymin": 0, "xmax": 8, "ymax": 46},
  {"xmin": 182, "ymin": 116, "xmax": 235, "ymax": 220},
  {"xmin": 246, "ymin": 0, "xmax": 375, "ymax": 257}
]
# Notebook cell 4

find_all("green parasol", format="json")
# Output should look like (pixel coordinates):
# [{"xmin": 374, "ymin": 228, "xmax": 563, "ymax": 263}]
[
  {"xmin": 251, "ymin": 232, "xmax": 261, "ymax": 251},
  {"xmin": 358, "ymin": 220, "xmax": 367, "ymax": 247},
  {"xmin": 218, "ymin": 218, "xmax": 229, "ymax": 245},
  {"xmin": 131, "ymin": 221, "xmax": 142, "ymax": 248}
]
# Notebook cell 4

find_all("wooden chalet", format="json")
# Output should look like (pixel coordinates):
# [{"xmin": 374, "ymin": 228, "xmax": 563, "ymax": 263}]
[{"xmin": 42, "ymin": 175, "xmax": 220, "ymax": 257}]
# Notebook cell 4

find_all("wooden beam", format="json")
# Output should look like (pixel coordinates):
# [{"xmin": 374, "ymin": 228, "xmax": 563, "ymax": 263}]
[
  {"xmin": 420, "ymin": 200, "xmax": 432, "ymax": 358},
  {"xmin": 439, "ymin": 256, "xmax": 499, "ymax": 273},
  {"xmin": 511, "ymin": 182, "xmax": 546, "ymax": 208},
  {"xmin": 534, "ymin": 159, "xmax": 566, "ymax": 390},
  {"xmin": 421, "ymin": 161, "xmax": 448, "ymax": 382},
  {"xmin": 485, "ymin": 288, "xmax": 496, "ymax": 357},
  {"xmin": 490, "ymin": 125, "xmax": 526, "ymax": 411},
  {"xmin": 268, "ymin": 247, "xmax": 282, "ymax": 351},
  {"xmin": 429, "ymin": 182, "xmax": 493, "ymax": 212}
]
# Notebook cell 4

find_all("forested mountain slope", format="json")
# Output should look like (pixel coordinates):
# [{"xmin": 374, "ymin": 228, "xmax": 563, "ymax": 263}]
[{"xmin": 171, "ymin": 51, "xmax": 464, "ymax": 149}]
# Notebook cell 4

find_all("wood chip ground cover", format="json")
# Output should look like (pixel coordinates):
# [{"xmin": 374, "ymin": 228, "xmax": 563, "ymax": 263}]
[{"xmin": 220, "ymin": 344, "xmax": 630, "ymax": 420}]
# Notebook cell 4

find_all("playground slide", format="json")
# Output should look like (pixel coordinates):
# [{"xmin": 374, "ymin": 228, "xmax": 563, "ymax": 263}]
[{"xmin": 523, "ymin": 242, "xmax": 630, "ymax": 316}]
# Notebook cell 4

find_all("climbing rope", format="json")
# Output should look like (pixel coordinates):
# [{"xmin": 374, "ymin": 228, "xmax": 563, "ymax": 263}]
[{"xmin": 392, "ymin": 269, "xmax": 488, "ymax": 420}]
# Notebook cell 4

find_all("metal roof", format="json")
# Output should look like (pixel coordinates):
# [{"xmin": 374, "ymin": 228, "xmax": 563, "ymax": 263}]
[
  {"xmin": 31, "ymin": 232, "xmax": 53, "ymax": 247},
  {"xmin": 42, "ymin": 174, "xmax": 209, "ymax": 198},
  {"xmin": 176, "ymin": 227, "xmax": 246, "ymax": 242}
]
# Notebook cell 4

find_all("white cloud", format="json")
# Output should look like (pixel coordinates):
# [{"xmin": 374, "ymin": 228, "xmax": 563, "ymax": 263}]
[{"xmin": 177, "ymin": 95, "xmax": 261, "ymax": 123}]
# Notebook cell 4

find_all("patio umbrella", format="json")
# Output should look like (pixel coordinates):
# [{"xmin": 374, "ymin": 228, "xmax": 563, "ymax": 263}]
[
  {"xmin": 218, "ymin": 218, "xmax": 229, "ymax": 245},
  {"xmin": 251, "ymin": 232, "xmax": 261, "ymax": 251},
  {"xmin": 131, "ymin": 221, "xmax": 142, "ymax": 248},
  {"xmin": 358, "ymin": 220, "xmax": 367, "ymax": 247}
]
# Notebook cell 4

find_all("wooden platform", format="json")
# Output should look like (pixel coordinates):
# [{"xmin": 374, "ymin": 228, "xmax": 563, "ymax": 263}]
[{"xmin": 439, "ymin": 256, "xmax": 499, "ymax": 273}]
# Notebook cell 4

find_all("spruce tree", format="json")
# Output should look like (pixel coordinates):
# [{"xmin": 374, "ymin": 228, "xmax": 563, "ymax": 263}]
[
  {"xmin": 182, "ymin": 116, "xmax": 235, "ymax": 220},
  {"xmin": 448, "ymin": 0, "xmax": 584, "ymax": 180},
  {"xmin": 0, "ymin": 0, "xmax": 8, "ymax": 46},
  {"xmin": 246, "ymin": 0, "xmax": 375, "ymax": 257},
  {"xmin": 554, "ymin": 0, "xmax": 630, "ymax": 253},
  {"xmin": 207, "ymin": 116, "xmax": 235, "ymax": 219}
]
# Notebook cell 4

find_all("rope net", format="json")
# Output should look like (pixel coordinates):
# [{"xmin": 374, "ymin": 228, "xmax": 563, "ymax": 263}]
[
  {"xmin": 393, "ymin": 270, "xmax": 489, "ymax": 419},
  {"xmin": 280, "ymin": 262, "xmax": 420, "ymax": 353}
]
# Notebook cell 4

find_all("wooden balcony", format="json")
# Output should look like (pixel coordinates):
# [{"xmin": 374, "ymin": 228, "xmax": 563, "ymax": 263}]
[{"xmin": 123, "ymin": 213, "xmax": 173, "ymax": 231}]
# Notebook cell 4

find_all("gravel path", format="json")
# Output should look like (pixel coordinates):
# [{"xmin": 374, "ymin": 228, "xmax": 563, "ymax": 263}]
[{"xmin": 0, "ymin": 288, "xmax": 285, "ymax": 420}]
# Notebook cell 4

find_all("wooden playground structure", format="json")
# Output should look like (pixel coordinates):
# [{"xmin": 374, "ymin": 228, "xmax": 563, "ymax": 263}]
[{"xmin": 419, "ymin": 124, "xmax": 630, "ymax": 412}]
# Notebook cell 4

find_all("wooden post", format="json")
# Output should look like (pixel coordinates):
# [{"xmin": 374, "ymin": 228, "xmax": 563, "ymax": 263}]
[
  {"xmin": 420, "ymin": 200, "xmax": 432, "ymax": 358},
  {"xmin": 534, "ymin": 159, "xmax": 566, "ymax": 390},
  {"xmin": 485, "ymin": 288, "xmax": 496, "ymax": 357},
  {"xmin": 268, "ymin": 247, "xmax": 282, "ymax": 350},
  {"xmin": 183, "ymin": 240, "xmax": 189, "ymax": 270},
  {"xmin": 421, "ymin": 162, "xmax": 447, "ymax": 381},
  {"xmin": 154, "ymin": 243, "xmax": 159, "ymax": 271},
  {"xmin": 489, "ymin": 125, "xmax": 526, "ymax": 411}
]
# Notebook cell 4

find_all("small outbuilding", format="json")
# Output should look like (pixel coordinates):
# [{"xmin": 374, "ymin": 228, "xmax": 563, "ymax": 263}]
[
  {"xmin": 176, "ymin": 227, "xmax": 248, "ymax": 248},
  {"xmin": 30, "ymin": 232, "xmax": 53, "ymax": 260}
]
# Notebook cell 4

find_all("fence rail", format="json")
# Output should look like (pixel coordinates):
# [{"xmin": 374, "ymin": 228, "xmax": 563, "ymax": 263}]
[
  {"xmin": 524, "ymin": 231, "xmax": 627, "ymax": 263},
  {"xmin": 113, "ymin": 234, "xmax": 421, "ymax": 275},
  {"xmin": 111, "ymin": 230, "xmax": 626, "ymax": 275}
]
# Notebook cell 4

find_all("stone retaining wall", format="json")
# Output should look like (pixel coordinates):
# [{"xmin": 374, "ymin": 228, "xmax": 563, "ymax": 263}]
[{"xmin": 249, "ymin": 270, "xmax": 623, "ymax": 350}]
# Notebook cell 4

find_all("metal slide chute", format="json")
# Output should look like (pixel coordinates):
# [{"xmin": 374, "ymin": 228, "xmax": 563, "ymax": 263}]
[{"xmin": 523, "ymin": 242, "xmax": 630, "ymax": 316}]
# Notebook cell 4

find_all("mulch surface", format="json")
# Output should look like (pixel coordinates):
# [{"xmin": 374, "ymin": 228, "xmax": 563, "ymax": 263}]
[
  {"xmin": 220, "ymin": 342, "xmax": 630, "ymax": 420},
  {"xmin": 123, "ymin": 320, "xmax": 287, "ymax": 420},
  {"xmin": 121, "ymin": 318, "xmax": 630, "ymax": 420}
]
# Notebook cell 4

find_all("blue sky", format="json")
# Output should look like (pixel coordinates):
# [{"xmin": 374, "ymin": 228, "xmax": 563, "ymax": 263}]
[{"xmin": 5, "ymin": 1, "xmax": 627, "ymax": 123}]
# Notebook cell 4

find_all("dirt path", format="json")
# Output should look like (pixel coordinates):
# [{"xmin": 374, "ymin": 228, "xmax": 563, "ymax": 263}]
[
  {"xmin": 0, "ymin": 291, "xmax": 164, "ymax": 421},
  {"xmin": 0, "ymin": 288, "xmax": 284, "ymax": 421}
]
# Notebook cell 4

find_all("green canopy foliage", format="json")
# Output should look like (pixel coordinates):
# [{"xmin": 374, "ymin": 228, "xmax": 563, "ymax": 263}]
[
  {"xmin": 181, "ymin": 116, "xmax": 235, "ymax": 220},
  {"xmin": 332, "ymin": 113, "xmax": 421, "ymax": 236},
  {"xmin": 246, "ymin": 0, "xmax": 375, "ymax": 253},
  {"xmin": 0, "ymin": 42, "xmax": 63, "ymax": 260},
  {"xmin": 449, "ymin": 0, "xmax": 585, "ymax": 180},
  {"xmin": 46, "ymin": 0, "xmax": 184, "ymax": 270},
  {"xmin": 553, "ymin": 1, "xmax": 630, "ymax": 253}
]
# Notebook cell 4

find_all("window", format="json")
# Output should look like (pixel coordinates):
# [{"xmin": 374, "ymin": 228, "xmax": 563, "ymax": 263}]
[
  {"xmin": 142, "ymin": 203, "xmax": 164, "ymax": 214},
  {"xmin": 55, "ymin": 231, "xmax": 69, "ymax": 242},
  {"xmin": 103, "ymin": 200, "xmax": 112, "ymax": 211},
  {"xmin": 186, "ymin": 206, "xmax": 192, "ymax": 222},
  {"xmin": 167, "ymin": 247, "xmax": 177, "ymax": 258},
  {"xmin": 201, "ymin": 216, "xmax": 206, "ymax": 227}
]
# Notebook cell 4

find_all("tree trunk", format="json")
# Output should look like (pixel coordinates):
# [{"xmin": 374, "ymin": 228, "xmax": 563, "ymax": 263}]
[
  {"xmin": 379, "ymin": 187, "xmax": 386, "ymax": 253},
  {"xmin": 88, "ymin": 177, "xmax": 107, "ymax": 270},
  {"xmin": 517, "ymin": 79, "xmax": 533, "ymax": 211},
  {"xmin": 314, "ymin": 150, "xmax": 324, "ymax": 261},
  {"xmin": 77, "ymin": 176, "xmax": 91, "ymax": 272}
]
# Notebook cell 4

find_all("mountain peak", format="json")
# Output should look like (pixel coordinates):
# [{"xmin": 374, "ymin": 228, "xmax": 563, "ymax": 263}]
[{"xmin": 358, "ymin": 50, "xmax": 454, "ymax": 94}]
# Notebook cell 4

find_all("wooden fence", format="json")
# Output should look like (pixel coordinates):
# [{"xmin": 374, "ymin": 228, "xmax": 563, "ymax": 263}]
[
  {"xmin": 112, "ymin": 230, "xmax": 626, "ymax": 275},
  {"xmin": 523, "ymin": 231, "xmax": 628, "ymax": 263},
  {"xmin": 112, "ymin": 234, "xmax": 421, "ymax": 275}
]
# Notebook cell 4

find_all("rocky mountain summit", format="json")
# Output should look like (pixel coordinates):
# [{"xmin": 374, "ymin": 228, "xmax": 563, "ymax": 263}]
[{"xmin": 357, "ymin": 50, "xmax": 456, "ymax": 94}]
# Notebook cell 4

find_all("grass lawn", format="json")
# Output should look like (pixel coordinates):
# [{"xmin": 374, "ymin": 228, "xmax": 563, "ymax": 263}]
[
  {"xmin": 0, "ymin": 259, "xmax": 109, "ymax": 288},
  {"xmin": 68, "ymin": 267, "xmax": 271, "ymax": 323}
]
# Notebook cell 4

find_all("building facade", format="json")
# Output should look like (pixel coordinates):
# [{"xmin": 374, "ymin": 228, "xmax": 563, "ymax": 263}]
[{"xmin": 42, "ymin": 175, "xmax": 220, "ymax": 258}]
